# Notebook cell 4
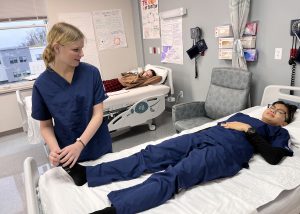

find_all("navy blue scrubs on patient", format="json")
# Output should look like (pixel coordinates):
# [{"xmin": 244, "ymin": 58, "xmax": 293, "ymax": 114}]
[
  {"xmin": 32, "ymin": 62, "xmax": 112, "ymax": 161},
  {"xmin": 85, "ymin": 113, "xmax": 292, "ymax": 214}
]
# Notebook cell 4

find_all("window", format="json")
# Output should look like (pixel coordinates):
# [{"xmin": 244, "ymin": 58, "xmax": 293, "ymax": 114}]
[
  {"xmin": 35, "ymin": 54, "xmax": 42, "ymax": 60},
  {"xmin": 19, "ymin": 56, "xmax": 27, "ymax": 62},
  {"xmin": 9, "ymin": 57, "xmax": 18, "ymax": 64},
  {"xmin": 13, "ymin": 72, "xmax": 21, "ymax": 78},
  {"xmin": 0, "ymin": 19, "xmax": 47, "ymax": 87}
]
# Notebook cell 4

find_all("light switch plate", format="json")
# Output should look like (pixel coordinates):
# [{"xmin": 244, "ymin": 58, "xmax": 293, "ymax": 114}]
[
  {"xmin": 274, "ymin": 48, "xmax": 282, "ymax": 60},
  {"xmin": 149, "ymin": 47, "xmax": 153, "ymax": 54}
]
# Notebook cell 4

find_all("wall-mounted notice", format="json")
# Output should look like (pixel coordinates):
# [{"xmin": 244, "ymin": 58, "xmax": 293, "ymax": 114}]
[
  {"xmin": 59, "ymin": 12, "xmax": 101, "ymax": 70},
  {"xmin": 92, "ymin": 9, "xmax": 127, "ymax": 51},
  {"xmin": 140, "ymin": 0, "xmax": 160, "ymax": 39},
  {"xmin": 161, "ymin": 17, "xmax": 183, "ymax": 64}
]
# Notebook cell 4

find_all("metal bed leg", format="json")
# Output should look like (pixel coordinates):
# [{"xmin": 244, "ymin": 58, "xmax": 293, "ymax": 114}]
[{"xmin": 147, "ymin": 119, "xmax": 156, "ymax": 131}]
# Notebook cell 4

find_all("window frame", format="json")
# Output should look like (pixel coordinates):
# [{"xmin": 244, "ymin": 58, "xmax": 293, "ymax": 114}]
[{"xmin": 0, "ymin": 20, "xmax": 47, "ymax": 94}]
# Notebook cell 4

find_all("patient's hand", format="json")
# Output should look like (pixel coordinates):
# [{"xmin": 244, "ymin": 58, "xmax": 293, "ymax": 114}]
[{"xmin": 221, "ymin": 121, "xmax": 251, "ymax": 132}]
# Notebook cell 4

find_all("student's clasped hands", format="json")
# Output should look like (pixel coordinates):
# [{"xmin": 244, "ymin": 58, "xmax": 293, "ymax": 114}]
[{"xmin": 49, "ymin": 142, "xmax": 84, "ymax": 168}]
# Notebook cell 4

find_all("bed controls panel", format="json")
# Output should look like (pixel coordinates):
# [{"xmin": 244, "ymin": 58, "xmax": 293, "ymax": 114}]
[{"xmin": 108, "ymin": 94, "xmax": 165, "ymax": 131}]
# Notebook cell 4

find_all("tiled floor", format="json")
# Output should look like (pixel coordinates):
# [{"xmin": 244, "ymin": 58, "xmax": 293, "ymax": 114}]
[{"xmin": 0, "ymin": 110, "xmax": 175, "ymax": 214}]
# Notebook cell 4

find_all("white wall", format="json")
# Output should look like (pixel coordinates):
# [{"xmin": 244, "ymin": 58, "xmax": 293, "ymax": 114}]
[
  {"xmin": 132, "ymin": 0, "xmax": 300, "ymax": 106},
  {"xmin": 47, "ymin": 0, "xmax": 138, "ymax": 80}
]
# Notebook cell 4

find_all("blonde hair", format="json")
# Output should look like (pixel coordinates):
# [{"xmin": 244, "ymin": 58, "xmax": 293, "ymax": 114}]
[{"xmin": 42, "ymin": 22, "xmax": 85, "ymax": 67}]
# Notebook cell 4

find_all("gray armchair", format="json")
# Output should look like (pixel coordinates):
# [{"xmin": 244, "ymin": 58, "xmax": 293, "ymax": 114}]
[{"xmin": 172, "ymin": 67, "xmax": 252, "ymax": 133}]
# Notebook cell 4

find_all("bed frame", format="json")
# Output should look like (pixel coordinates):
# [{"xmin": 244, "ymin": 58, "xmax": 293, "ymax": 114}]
[
  {"xmin": 106, "ymin": 94, "xmax": 166, "ymax": 131},
  {"xmin": 23, "ymin": 85, "xmax": 300, "ymax": 214},
  {"xmin": 261, "ymin": 85, "xmax": 300, "ymax": 107},
  {"xmin": 104, "ymin": 64, "xmax": 174, "ymax": 132}
]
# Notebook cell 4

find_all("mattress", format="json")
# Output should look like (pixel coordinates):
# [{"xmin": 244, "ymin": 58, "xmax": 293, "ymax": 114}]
[
  {"xmin": 38, "ymin": 106, "xmax": 300, "ymax": 214},
  {"xmin": 104, "ymin": 84, "xmax": 170, "ymax": 111}
]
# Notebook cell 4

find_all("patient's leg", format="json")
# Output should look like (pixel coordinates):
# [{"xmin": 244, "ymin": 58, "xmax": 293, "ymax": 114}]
[
  {"xmin": 86, "ymin": 133, "xmax": 205, "ymax": 187},
  {"xmin": 103, "ymin": 78, "xmax": 124, "ymax": 92},
  {"xmin": 106, "ymin": 144, "xmax": 243, "ymax": 214}
]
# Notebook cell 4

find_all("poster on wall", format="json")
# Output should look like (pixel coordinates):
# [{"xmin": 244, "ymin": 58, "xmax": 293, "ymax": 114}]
[
  {"xmin": 92, "ymin": 9, "xmax": 127, "ymax": 51},
  {"xmin": 160, "ymin": 17, "xmax": 183, "ymax": 64},
  {"xmin": 59, "ymin": 12, "xmax": 101, "ymax": 70},
  {"xmin": 140, "ymin": 0, "xmax": 160, "ymax": 39}
]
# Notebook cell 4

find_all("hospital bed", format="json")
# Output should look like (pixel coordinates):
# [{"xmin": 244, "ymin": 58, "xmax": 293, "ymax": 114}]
[
  {"xmin": 17, "ymin": 64, "xmax": 174, "ymax": 144},
  {"xmin": 104, "ymin": 64, "xmax": 174, "ymax": 132},
  {"xmin": 24, "ymin": 85, "xmax": 300, "ymax": 214}
]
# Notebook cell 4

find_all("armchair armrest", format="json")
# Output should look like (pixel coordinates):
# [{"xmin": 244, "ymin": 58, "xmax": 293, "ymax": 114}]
[{"xmin": 172, "ymin": 101, "xmax": 206, "ymax": 123}]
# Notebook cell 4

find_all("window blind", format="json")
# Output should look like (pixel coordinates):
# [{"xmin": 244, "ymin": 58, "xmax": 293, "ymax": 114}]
[{"xmin": 0, "ymin": 0, "xmax": 47, "ymax": 22}]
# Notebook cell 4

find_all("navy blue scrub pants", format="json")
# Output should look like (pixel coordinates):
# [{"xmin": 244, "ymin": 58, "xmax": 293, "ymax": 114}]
[{"xmin": 86, "ymin": 132, "xmax": 244, "ymax": 214}]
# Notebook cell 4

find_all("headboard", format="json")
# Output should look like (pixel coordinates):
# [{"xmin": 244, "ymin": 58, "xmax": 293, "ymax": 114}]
[{"xmin": 261, "ymin": 85, "xmax": 300, "ymax": 107}]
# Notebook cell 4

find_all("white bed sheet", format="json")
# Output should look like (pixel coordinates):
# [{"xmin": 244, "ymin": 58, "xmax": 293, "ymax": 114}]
[
  {"xmin": 104, "ymin": 84, "xmax": 170, "ymax": 112},
  {"xmin": 38, "ymin": 106, "xmax": 300, "ymax": 214}
]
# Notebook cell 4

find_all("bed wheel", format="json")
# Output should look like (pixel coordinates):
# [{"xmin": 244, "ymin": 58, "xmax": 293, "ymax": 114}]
[{"xmin": 148, "ymin": 124, "xmax": 156, "ymax": 131}]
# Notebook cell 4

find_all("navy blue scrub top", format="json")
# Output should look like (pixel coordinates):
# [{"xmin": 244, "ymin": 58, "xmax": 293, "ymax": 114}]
[
  {"xmin": 32, "ymin": 62, "xmax": 112, "ymax": 161},
  {"xmin": 221, "ymin": 113, "xmax": 293, "ymax": 155}
]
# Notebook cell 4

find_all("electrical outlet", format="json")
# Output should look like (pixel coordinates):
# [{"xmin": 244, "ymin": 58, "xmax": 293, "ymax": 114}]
[
  {"xmin": 178, "ymin": 90, "xmax": 183, "ymax": 98},
  {"xmin": 167, "ymin": 96, "xmax": 175, "ymax": 102}
]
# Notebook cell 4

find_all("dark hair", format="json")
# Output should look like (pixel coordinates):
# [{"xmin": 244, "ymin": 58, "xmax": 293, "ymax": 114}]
[
  {"xmin": 272, "ymin": 101, "xmax": 298, "ymax": 123},
  {"xmin": 149, "ymin": 69, "xmax": 157, "ymax": 76}
]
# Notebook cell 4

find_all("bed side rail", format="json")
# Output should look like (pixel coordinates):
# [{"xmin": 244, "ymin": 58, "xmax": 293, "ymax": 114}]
[{"xmin": 24, "ymin": 157, "xmax": 42, "ymax": 214}]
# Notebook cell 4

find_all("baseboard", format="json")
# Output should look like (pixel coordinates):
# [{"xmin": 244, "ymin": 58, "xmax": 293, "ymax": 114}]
[{"xmin": 0, "ymin": 128, "xmax": 23, "ymax": 137}]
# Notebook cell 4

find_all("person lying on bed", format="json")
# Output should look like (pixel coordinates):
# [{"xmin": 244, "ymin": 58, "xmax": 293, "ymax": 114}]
[
  {"xmin": 102, "ymin": 69, "xmax": 162, "ymax": 92},
  {"xmin": 65, "ymin": 101, "xmax": 297, "ymax": 214}
]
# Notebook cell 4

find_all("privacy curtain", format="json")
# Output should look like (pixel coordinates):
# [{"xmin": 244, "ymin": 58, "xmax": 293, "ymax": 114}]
[{"xmin": 229, "ymin": 0, "xmax": 250, "ymax": 70}]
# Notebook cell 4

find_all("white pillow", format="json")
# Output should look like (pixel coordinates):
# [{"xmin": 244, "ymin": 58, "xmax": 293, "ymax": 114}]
[
  {"xmin": 284, "ymin": 109, "xmax": 300, "ymax": 148},
  {"xmin": 247, "ymin": 106, "xmax": 266, "ymax": 120},
  {"xmin": 144, "ymin": 64, "xmax": 168, "ymax": 85}
]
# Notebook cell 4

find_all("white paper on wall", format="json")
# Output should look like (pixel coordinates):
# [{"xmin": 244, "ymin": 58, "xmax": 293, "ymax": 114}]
[
  {"xmin": 160, "ymin": 17, "xmax": 183, "ymax": 64},
  {"xmin": 140, "ymin": 0, "xmax": 160, "ymax": 39},
  {"xmin": 59, "ymin": 12, "xmax": 101, "ymax": 70},
  {"xmin": 92, "ymin": 9, "xmax": 127, "ymax": 51}
]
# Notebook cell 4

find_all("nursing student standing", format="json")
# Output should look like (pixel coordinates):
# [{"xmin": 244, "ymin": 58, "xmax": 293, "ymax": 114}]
[{"xmin": 31, "ymin": 22, "xmax": 112, "ymax": 168}]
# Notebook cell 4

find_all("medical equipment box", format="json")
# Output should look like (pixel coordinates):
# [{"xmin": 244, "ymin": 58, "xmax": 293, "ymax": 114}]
[
  {"xmin": 215, "ymin": 25, "xmax": 233, "ymax": 37},
  {"xmin": 219, "ymin": 36, "xmax": 256, "ymax": 49}
]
